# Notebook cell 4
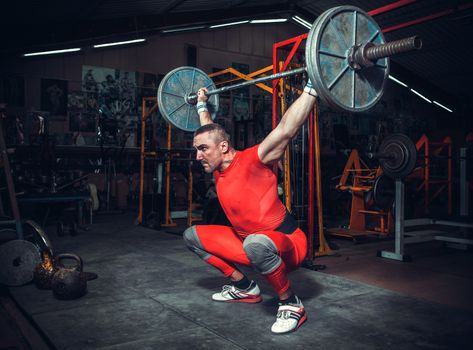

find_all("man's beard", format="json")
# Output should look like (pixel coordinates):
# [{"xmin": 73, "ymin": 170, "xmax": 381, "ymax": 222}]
[{"xmin": 200, "ymin": 161, "xmax": 214, "ymax": 173}]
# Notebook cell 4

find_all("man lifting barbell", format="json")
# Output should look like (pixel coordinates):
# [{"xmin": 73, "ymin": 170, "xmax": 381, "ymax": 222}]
[
  {"xmin": 183, "ymin": 81, "xmax": 318, "ymax": 334},
  {"xmin": 154, "ymin": 5, "xmax": 423, "ymax": 334}
]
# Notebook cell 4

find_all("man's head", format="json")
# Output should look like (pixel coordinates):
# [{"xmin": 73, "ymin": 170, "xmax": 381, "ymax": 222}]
[{"xmin": 193, "ymin": 123, "xmax": 232, "ymax": 173}]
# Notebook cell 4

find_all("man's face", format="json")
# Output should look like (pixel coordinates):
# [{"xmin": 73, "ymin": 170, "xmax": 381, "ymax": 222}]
[{"xmin": 193, "ymin": 131, "xmax": 226, "ymax": 173}]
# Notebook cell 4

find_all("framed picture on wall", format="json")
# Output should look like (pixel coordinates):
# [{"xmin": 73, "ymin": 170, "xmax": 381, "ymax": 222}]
[{"xmin": 41, "ymin": 78, "xmax": 68, "ymax": 119}]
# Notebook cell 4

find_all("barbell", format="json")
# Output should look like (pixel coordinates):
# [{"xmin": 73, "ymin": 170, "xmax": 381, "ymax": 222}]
[{"xmin": 157, "ymin": 5, "xmax": 422, "ymax": 132}]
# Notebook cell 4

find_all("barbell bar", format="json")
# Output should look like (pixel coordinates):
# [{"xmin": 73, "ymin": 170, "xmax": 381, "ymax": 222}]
[{"xmin": 158, "ymin": 6, "xmax": 422, "ymax": 132}]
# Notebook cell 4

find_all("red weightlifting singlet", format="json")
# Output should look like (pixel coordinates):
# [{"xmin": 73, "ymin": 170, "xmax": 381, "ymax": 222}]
[{"xmin": 213, "ymin": 145, "xmax": 286, "ymax": 238}]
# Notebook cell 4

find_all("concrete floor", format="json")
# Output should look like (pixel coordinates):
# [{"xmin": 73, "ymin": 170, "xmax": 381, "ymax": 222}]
[{"xmin": 3, "ymin": 213, "xmax": 473, "ymax": 350}]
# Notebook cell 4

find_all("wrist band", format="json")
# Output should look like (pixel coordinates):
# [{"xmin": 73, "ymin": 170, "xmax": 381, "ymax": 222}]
[
  {"xmin": 303, "ymin": 83, "xmax": 318, "ymax": 97},
  {"xmin": 197, "ymin": 101, "xmax": 208, "ymax": 114}
]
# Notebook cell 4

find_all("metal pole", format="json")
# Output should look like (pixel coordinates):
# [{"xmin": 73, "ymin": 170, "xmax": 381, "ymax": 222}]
[
  {"xmin": 0, "ymin": 120, "xmax": 23, "ymax": 239},
  {"xmin": 138, "ymin": 97, "xmax": 146, "ymax": 224},
  {"xmin": 314, "ymin": 104, "xmax": 332, "ymax": 256},
  {"xmin": 460, "ymin": 148, "xmax": 468, "ymax": 216},
  {"xmin": 394, "ymin": 179, "xmax": 405, "ymax": 257}
]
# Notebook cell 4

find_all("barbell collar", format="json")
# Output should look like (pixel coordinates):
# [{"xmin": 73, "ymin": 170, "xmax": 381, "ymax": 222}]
[{"xmin": 186, "ymin": 92, "xmax": 198, "ymax": 105}]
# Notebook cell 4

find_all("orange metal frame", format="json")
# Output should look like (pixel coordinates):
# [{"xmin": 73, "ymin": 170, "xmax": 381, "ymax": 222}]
[
  {"xmin": 208, "ymin": 66, "xmax": 273, "ymax": 94},
  {"xmin": 138, "ymin": 97, "xmax": 159, "ymax": 225},
  {"xmin": 414, "ymin": 134, "xmax": 452, "ymax": 215},
  {"xmin": 328, "ymin": 149, "xmax": 393, "ymax": 239},
  {"xmin": 138, "ymin": 97, "xmax": 198, "ymax": 228},
  {"xmin": 272, "ymin": 33, "xmax": 333, "ymax": 259}
]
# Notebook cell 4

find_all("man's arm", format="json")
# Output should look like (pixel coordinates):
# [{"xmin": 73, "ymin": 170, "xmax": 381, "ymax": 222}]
[
  {"xmin": 258, "ymin": 89, "xmax": 317, "ymax": 165},
  {"xmin": 197, "ymin": 88, "xmax": 214, "ymax": 125}
]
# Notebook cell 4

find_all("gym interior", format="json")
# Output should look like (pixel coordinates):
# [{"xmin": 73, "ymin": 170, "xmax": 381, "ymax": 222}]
[{"xmin": 0, "ymin": 0, "xmax": 472, "ymax": 349}]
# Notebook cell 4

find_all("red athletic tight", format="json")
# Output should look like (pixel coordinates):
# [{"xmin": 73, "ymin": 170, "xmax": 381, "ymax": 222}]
[{"xmin": 195, "ymin": 225, "xmax": 307, "ymax": 295}]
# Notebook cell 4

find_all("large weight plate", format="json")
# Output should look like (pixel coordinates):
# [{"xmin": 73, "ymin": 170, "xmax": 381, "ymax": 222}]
[
  {"xmin": 0, "ymin": 240, "xmax": 41, "ymax": 286},
  {"xmin": 373, "ymin": 175, "xmax": 395, "ymax": 210},
  {"xmin": 157, "ymin": 66, "xmax": 218, "ymax": 132},
  {"xmin": 306, "ymin": 6, "xmax": 389, "ymax": 112},
  {"xmin": 379, "ymin": 134, "xmax": 417, "ymax": 179},
  {"xmin": 24, "ymin": 220, "xmax": 54, "ymax": 256}
]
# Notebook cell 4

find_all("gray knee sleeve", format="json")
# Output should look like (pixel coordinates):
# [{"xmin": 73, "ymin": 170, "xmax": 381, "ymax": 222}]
[
  {"xmin": 243, "ymin": 234, "xmax": 281, "ymax": 274},
  {"xmin": 183, "ymin": 226, "xmax": 211, "ymax": 260}
]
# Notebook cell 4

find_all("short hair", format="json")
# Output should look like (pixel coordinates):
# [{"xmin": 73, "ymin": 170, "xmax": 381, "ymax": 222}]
[{"xmin": 194, "ymin": 123, "xmax": 232, "ymax": 145}]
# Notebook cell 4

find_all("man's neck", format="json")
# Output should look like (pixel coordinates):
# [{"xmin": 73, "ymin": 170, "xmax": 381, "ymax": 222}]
[{"xmin": 219, "ymin": 148, "xmax": 237, "ymax": 172}]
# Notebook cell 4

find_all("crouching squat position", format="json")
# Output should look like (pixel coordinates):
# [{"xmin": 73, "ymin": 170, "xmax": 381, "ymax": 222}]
[{"xmin": 183, "ymin": 80, "xmax": 318, "ymax": 334}]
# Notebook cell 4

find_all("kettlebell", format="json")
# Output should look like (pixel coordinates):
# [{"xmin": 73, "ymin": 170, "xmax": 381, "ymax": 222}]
[
  {"xmin": 33, "ymin": 251, "xmax": 58, "ymax": 290},
  {"xmin": 51, "ymin": 253, "xmax": 87, "ymax": 300}
]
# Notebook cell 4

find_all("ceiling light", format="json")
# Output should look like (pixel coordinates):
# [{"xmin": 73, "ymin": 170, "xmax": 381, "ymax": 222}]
[
  {"xmin": 292, "ymin": 16, "xmax": 312, "ymax": 29},
  {"xmin": 210, "ymin": 20, "xmax": 249, "ymax": 29},
  {"xmin": 388, "ymin": 75, "xmax": 408, "ymax": 87},
  {"xmin": 93, "ymin": 39, "xmax": 146, "ymax": 48},
  {"xmin": 23, "ymin": 48, "xmax": 81, "ymax": 57},
  {"xmin": 250, "ymin": 19, "xmax": 288, "ymax": 24},
  {"xmin": 410, "ymin": 88, "xmax": 432, "ymax": 103},
  {"xmin": 162, "ymin": 26, "xmax": 206, "ymax": 33},
  {"xmin": 433, "ymin": 100, "xmax": 453, "ymax": 113}
]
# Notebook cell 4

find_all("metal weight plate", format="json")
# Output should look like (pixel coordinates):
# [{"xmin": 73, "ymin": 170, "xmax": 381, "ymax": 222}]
[
  {"xmin": 379, "ymin": 134, "xmax": 417, "ymax": 179},
  {"xmin": 0, "ymin": 240, "xmax": 41, "ymax": 286},
  {"xmin": 306, "ymin": 6, "xmax": 389, "ymax": 112},
  {"xmin": 24, "ymin": 220, "xmax": 54, "ymax": 256},
  {"xmin": 373, "ymin": 175, "xmax": 395, "ymax": 210},
  {"xmin": 157, "ymin": 66, "xmax": 219, "ymax": 132}
]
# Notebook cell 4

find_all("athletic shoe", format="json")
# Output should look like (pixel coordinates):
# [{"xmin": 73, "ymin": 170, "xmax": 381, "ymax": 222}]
[
  {"xmin": 212, "ymin": 280, "xmax": 262, "ymax": 303},
  {"xmin": 271, "ymin": 296, "xmax": 307, "ymax": 334}
]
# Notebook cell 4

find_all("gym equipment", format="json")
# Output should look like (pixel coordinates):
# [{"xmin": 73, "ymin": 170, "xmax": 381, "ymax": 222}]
[
  {"xmin": 373, "ymin": 175, "xmax": 395, "ymax": 210},
  {"xmin": 158, "ymin": 67, "xmax": 219, "ymax": 131},
  {"xmin": 24, "ymin": 219, "xmax": 54, "ymax": 255},
  {"xmin": 379, "ymin": 180, "xmax": 473, "ymax": 262},
  {"xmin": 414, "ymin": 134, "xmax": 453, "ymax": 215},
  {"xmin": 328, "ymin": 149, "xmax": 394, "ymax": 240},
  {"xmin": 371, "ymin": 134, "xmax": 417, "ymax": 179},
  {"xmin": 158, "ymin": 6, "xmax": 422, "ymax": 131},
  {"xmin": 33, "ymin": 251, "xmax": 58, "ymax": 290},
  {"xmin": 0, "ymin": 240, "xmax": 41, "ymax": 286},
  {"xmin": 51, "ymin": 253, "xmax": 88, "ymax": 300}
]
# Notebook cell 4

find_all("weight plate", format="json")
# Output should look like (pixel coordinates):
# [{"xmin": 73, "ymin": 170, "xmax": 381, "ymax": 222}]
[
  {"xmin": 157, "ymin": 66, "xmax": 219, "ymax": 132},
  {"xmin": 379, "ymin": 134, "xmax": 417, "ymax": 179},
  {"xmin": 24, "ymin": 220, "xmax": 54, "ymax": 256},
  {"xmin": 306, "ymin": 6, "xmax": 389, "ymax": 112},
  {"xmin": 373, "ymin": 175, "xmax": 395, "ymax": 210},
  {"xmin": 0, "ymin": 240, "xmax": 41, "ymax": 286}
]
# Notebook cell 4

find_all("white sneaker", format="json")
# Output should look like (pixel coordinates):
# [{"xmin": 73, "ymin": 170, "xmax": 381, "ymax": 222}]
[
  {"xmin": 271, "ymin": 296, "xmax": 307, "ymax": 334},
  {"xmin": 212, "ymin": 281, "xmax": 262, "ymax": 303}
]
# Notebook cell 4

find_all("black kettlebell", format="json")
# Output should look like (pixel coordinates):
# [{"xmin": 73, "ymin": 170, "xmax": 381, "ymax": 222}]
[
  {"xmin": 51, "ymin": 253, "xmax": 87, "ymax": 300},
  {"xmin": 33, "ymin": 251, "xmax": 59, "ymax": 290}
]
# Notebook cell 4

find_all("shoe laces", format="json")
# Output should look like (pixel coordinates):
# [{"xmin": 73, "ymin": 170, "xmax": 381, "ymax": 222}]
[
  {"xmin": 220, "ymin": 284, "xmax": 236, "ymax": 295},
  {"xmin": 276, "ymin": 309, "xmax": 292, "ymax": 320}
]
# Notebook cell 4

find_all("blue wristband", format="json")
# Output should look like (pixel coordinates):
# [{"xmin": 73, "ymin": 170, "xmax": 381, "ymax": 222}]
[
  {"xmin": 196, "ymin": 101, "xmax": 208, "ymax": 114},
  {"xmin": 304, "ymin": 79, "xmax": 317, "ymax": 96}
]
